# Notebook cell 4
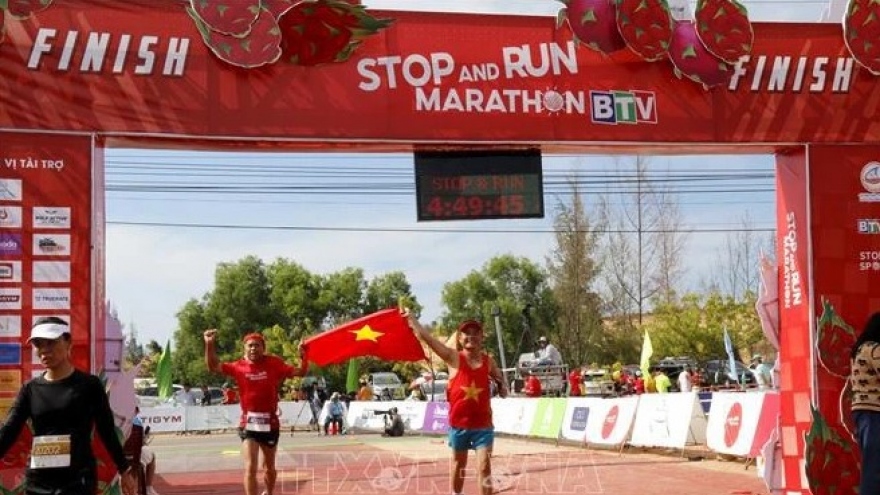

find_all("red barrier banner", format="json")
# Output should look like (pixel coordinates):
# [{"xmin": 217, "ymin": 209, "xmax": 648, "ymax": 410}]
[{"xmin": 0, "ymin": 1, "xmax": 875, "ymax": 145}]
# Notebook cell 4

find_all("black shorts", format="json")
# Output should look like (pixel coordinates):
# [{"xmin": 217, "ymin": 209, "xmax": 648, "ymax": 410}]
[{"xmin": 238, "ymin": 428, "xmax": 280, "ymax": 447}]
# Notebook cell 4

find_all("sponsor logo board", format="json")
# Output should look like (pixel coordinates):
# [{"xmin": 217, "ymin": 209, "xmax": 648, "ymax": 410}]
[
  {"xmin": 33, "ymin": 234, "xmax": 71, "ymax": 256},
  {"xmin": 0, "ymin": 179, "xmax": 22, "ymax": 202},
  {"xmin": 0, "ymin": 288, "xmax": 22, "ymax": 310},
  {"xmin": 33, "ymin": 207, "xmax": 71, "ymax": 229},
  {"xmin": 0, "ymin": 233, "xmax": 22, "ymax": 256},
  {"xmin": 33, "ymin": 261, "xmax": 70, "ymax": 283},
  {"xmin": 33, "ymin": 288, "xmax": 70, "ymax": 310},
  {"xmin": 0, "ymin": 206, "xmax": 22, "ymax": 228},
  {"xmin": 0, "ymin": 261, "xmax": 22, "ymax": 283},
  {"xmin": 0, "ymin": 315, "xmax": 21, "ymax": 338}
]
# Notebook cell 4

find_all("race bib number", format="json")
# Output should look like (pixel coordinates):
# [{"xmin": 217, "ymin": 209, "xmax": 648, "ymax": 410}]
[
  {"xmin": 30, "ymin": 435, "xmax": 71, "ymax": 469},
  {"xmin": 246, "ymin": 412, "xmax": 271, "ymax": 432}
]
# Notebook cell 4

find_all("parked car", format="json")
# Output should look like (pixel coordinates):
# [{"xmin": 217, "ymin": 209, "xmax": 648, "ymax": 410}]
[
  {"xmin": 135, "ymin": 384, "xmax": 182, "ymax": 407},
  {"xmin": 369, "ymin": 372, "xmax": 406, "ymax": 400},
  {"xmin": 702, "ymin": 359, "xmax": 757, "ymax": 387},
  {"xmin": 653, "ymin": 357, "xmax": 699, "ymax": 392},
  {"xmin": 419, "ymin": 379, "xmax": 448, "ymax": 401},
  {"xmin": 192, "ymin": 387, "xmax": 224, "ymax": 405}
]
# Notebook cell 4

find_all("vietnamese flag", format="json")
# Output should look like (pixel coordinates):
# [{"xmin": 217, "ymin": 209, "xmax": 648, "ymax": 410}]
[{"xmin": 301, "ymin": 308, "xmax": 427, "ymax": 366}]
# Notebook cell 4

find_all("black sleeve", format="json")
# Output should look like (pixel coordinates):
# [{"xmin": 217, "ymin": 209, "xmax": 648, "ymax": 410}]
[
  {"xmin": 0, "ymin": 383, "xmax": 31, "ymax": 458},
  {"xmin": 90, "ymin": 376, "xmax": 129, "ymax": 474}
]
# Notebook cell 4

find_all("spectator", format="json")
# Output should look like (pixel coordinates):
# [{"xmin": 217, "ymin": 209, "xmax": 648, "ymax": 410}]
[
  {"xmin": 531, "ymin": 336, "xmax": 562, "ymax": 367},
  {"xmin": 523, "ymin": 371, "xmax": 542, "ymax": 398},
  {"xmin": 200, "ymin": 385, "xmax": 211, "ymax": 406},
  {"xmin": 132, "ymin": 407, "xmax": 160, "ymax": 495},
  {"xmin": 678, "ymin": 366, "xmax": 693, "ymax": 393},
  {"xmin": 751, "ymin": 355, "xmax": 773, "ymax": 390},
  {"xmin": 633, "ymin": 375, "xmax": 645, "ymax": 394},
  {"xmin": 356, "ymin": 380, "xmax": 374, "ymax": 401},
  {"xmin": 173, "ymin": 384, "xmax": 197, "ymax": 406},
  {"xmin": 850, "ymin": 312, "xmax": 880, "ymax": 495},
  {"xmin": 654, "ymin": 369, "xmax": 672, "ymax": 393},
  {"xmin": 322, "ymin": 392, "xmax": 346, "ymax": 435},
  {"xmin": 568, "ymin": 367, "xmax": 582, "ymax": 397}
]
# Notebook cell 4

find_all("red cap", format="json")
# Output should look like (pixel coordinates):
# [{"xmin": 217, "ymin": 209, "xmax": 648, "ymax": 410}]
[
  {"xmin": 242, "ymin": 332, "xmax": 265, "ymax": 344},
  {"xmin": 457, "ymin": 320, "xmax": 483, "ymax": 334}
]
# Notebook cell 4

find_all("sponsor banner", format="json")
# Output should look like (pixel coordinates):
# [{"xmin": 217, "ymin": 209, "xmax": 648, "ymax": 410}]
[
  {"xmin": 0, "ymin": 343, "xmax": 21, "ymax": 366},
  {"xmin": 0, "ymin": 315, "xmax": 21, "ymax": 338},
  {"xmin": 32, "ymin": 261, "xmax": 70, "ymax": 283},
  {"xmin": 706, "ymin": 392, "xmax": 770, "ymax": 457},
  {"xmin": 0, "ymin": 396, "xmax": 14, "ymax": 419},
  {"xmin": 529, "ymin": 398, "xmax": 567, "ymax": 439},
  {"xmin": 33, "ymin": 288, "xmax": 70, "ymax": 310},
  {"xmin": 0, "ymin": 261, "xmax": 22, "ymax": 283},
  {"xmin": 630, "ymin": 392, "xmax": 708, "ymax": 449},
  {"xmin": 0, "ymin": 233, "xmax": 22, "ymax": 256},
  {"xmin": 422, "ymin": 401, "xmax": 450, "ymax": 433},
  {"xmin": 32, "ymin": 234, "xmax": 70, "ymax": 257},
  {"xmin": 0, "ymin": 179, "xmax": 22, "ymax": 202},
  {"xmin": 0, "ymin": 206, "xmax": 22, "ymax": 229},
  {"xmin": 278, "ymin": 401, "xmax": 313, "ymax": 428},
  {"xmin": 345, "ymin": 400, "xmax": 409, "ymax": 431},
  {"xmin": 491, "ymin": 397, "xmax": 539, "ymax": 436},
  {"xmin": 560, "ymin": 397, "xmax": 603, "ymax": 442},
  {"xmin": 137, "ymin": 406, "xmax": 187, "ymax": 433},
  {"xmin": 584, "ymin": 396, "xmax": 640, "ymax": 446},
  {"xmin": 0, "ymin": 132, "xmax": 92, "ymax": 375},
  {"xmin": 0, "ymin": 288, "xmax": 22, "ymax": 310},
  {"xmin": 183, "ymin": 404, "xmax": 241, "ymax": 431},
  {"xmin": 0, "ymin": 3, "xmax": 876, "ymax": 144}
]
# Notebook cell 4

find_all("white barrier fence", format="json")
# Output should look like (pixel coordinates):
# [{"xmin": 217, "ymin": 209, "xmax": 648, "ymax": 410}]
[{"xmin": 139, "ymin": 391, "xmax": 779, "ymax": 458}]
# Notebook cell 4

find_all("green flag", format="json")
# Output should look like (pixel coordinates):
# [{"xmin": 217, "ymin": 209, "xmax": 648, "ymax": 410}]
[
  {"xmin": 156, "ymin": 340, "xmax": 173, "ymax": 399},
  {"xmin": 640, "ymin": 330, "xmax": 653, "ymax": 380},
  {"xmin": 346, "ymin": 358, "xmax": 360, "ymax": 394}
]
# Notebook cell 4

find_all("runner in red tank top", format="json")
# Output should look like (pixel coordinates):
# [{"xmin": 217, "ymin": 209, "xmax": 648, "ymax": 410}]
[
  {"xmin": 203, "ymin": 329, "xmax": 307, "ymax": 495},
  {"xmin": 405, "ymin": 310, "xmax": 507, "ymax": 495}
]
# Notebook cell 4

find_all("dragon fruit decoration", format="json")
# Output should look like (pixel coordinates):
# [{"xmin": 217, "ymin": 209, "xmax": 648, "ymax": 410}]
[
  {"xmin": 189, "ymin": 0, "xmax": 262, "ymax": 37},
  {"xmin": 843, "ymin": 0, "xmax": 880, "ymax": 74},
  {"xmin": 668, "ymin": 20, "xmax": 735, "ymax": 88},
  {"xmin": 557, "ymin": 0, "xmax": 627, "ymax": 55},
  {"xmin": 614, "ymin": 0, "xmax": 674, "ymax": 61},
  {"xmin": 188, "ymin": 5, "xmax": 283, "ymax": 68},
  {"xmin": 4, "ymin": 0, "xmax": 53, "ymax": 20},
  {"xmin": 694, "ymin": 0, "xmax": 753, "ymax": 64},
  {"xmin": 278, "ymin": 0, "xmax": 391, "ymax": 66}
]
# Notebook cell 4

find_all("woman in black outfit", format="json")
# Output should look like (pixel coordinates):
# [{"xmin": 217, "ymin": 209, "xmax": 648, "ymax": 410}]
[{"xmin": 0, "ymin": 317, "xmax": 136, "ymax": 495}]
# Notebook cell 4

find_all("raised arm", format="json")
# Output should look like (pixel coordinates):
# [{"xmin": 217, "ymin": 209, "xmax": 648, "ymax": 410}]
[
  {"xmin": 203, "ymin": 329, "xmax": 222, "ymax": 373},
  {"xmin": 403, "ymin": 310, "xmax": 458, "ymax": 366}
]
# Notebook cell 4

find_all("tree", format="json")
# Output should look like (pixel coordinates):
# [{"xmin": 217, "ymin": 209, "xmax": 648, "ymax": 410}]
[
  {"xmin": 317, "ymin": 267, "xmax": 367, "ymax": 327},
  {"xmin": 439, "ymin": 255, "xmax": 556, "ymax": 370},
  {"xmin": 714, "ymin": 212, "xmax": 774, "ymax": 301},
  {"xmin": 364, "ymin": 271, "xmax": 422, "ymax": 315},
  {"xmin": 546, "ymin": 176, "xmax": 606, "ymax": 366},
  {"xmin": 599, "ymin": 156, "xmax": 688, "ymax": 323}
]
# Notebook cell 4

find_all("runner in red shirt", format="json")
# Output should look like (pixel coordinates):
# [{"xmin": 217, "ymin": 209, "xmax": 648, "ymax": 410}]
[
  {"xmin": 204, "ymin": 329, "xmax": 306, "ymax": 495},
  {"xmin": 405, "ymin": 311, "xmax": 507, "ymax": 495},
  {"xmin": 568, "ymin": 368, "xmax": 582, "ymax": 396}
]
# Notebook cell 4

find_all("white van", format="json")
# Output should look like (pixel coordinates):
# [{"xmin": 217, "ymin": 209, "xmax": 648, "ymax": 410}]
[{"xmin": 368, "ymin": 372, "xmax": 406, "ymax": 400}]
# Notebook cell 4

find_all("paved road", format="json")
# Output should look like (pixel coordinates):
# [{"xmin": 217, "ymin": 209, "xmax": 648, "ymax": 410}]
[{"xmin": 148, "ymin": 431, "xmax": 768, "ymax": 495}]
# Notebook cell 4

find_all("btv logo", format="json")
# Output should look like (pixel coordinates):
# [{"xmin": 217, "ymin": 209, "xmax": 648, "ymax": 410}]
[
  {"xmin": 590, "ymin": 90, "xmax": 657, "ymax": 125},
  {"xmin": 859, "ymin": 219, "xmax": 880, "ymax": 233}
]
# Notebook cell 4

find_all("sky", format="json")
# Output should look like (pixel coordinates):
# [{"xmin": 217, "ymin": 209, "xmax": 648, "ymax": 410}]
[{"xmin": 105, "ymin": 0, "xmax": 832, "ymax": 347}]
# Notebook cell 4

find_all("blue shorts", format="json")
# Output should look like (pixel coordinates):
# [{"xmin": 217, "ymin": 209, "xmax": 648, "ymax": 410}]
[{"xmin": 448, "ymin": 427, "xmax": 494, "ymax": 451}]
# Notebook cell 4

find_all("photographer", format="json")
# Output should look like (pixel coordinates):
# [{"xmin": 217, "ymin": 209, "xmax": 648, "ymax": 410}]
[{"xmin": 382, "ymin": 407, "xmax": 405, "ymax": 437}]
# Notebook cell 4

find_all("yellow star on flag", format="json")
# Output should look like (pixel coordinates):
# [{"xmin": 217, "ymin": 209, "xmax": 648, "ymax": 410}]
[
  {"xmin": 461, "ymin": 381, "xmax": 483, "ymax": 401},
  {"xmin": 351, "ymin": 325, "xmax": 384, "ymax": 342}
]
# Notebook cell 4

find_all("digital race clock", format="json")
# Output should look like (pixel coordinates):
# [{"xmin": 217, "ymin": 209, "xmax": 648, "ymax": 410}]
[{"xmin": 414, "ymin": 149, "xmax": 544, "ymax": 222}]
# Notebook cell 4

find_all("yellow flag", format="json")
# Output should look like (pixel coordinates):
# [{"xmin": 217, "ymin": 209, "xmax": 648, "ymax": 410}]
[{"xmin": 640, "ymin": 330, "xmax": 653, "ymax": 379}]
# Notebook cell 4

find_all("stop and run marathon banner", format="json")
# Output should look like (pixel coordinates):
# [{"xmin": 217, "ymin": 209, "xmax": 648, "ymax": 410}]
[
  {"xmin": 0, "ymin": 1, "xmax": 877, "ymax": 145},
  {"xmin": 706, "ymin": 391, "xmax": 780, "ymax": 458}
]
